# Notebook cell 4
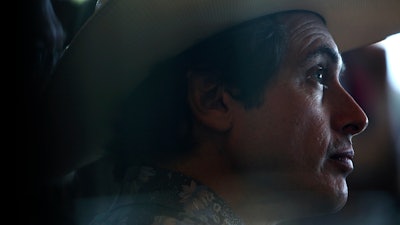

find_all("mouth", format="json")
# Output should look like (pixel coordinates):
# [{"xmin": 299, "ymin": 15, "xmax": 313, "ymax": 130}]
[{"xmin": 328, "ymin": 150, "xmax": 354, "ymax": 175}]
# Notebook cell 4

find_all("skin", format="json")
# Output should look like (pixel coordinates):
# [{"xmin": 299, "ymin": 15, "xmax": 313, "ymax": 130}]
[{"xmin": 167, "ymin": 12, "xmax": 368, "ymax": 224}]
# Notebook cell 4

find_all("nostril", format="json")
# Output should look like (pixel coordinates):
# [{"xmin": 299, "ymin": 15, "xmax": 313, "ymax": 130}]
[
  {"xmin": 343, "ymin": 124, "xmax": 359, "ymax": 135},
  {"xmin": 343, "ymin": 117, "xmax": 368, "ymax": 136}
]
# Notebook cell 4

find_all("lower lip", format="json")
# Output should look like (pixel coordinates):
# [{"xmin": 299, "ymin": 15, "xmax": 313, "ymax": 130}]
[{"xmin": 328, "ymin": 158, "xmax": 354, "ymax": 175}]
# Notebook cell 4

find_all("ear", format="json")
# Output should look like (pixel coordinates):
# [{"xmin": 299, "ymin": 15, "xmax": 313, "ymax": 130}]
[{"xmin": 187, "ymin": 71, "xmax": 234, "ymax": 132}]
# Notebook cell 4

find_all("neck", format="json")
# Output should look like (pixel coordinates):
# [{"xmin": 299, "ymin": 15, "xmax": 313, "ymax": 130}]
[
  {"xmin": 164, "ymin": 148, "xmax": 330, "ymax": 225},
  {"xmin": 162, "ymin": 143, "xmax": 287, "ymax": 225}
]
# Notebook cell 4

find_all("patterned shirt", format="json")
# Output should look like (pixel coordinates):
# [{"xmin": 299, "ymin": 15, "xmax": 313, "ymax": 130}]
[{"xmin": 87, "ymin": 166, "xmax": 245, "ymax": 225}]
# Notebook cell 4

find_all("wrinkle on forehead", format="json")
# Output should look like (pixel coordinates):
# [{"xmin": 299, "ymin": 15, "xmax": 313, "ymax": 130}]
[{"xmin": 281, "ymin": 13, "xmax": 339, "ymax": 62}]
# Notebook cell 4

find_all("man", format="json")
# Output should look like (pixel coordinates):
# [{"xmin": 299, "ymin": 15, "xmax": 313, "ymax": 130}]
[{"xmin": 39, "ymin": 0, "xmax": 400, "ymax": 225}]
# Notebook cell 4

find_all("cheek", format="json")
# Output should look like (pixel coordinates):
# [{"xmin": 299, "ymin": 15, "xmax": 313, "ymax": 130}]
[
  {"xmin": 277, "ymin": 97, "xmax": 329, "ymax": 171},
  {"xmin": 293, "ymin": 107, "xmax": 328, "ymax": 160},
  {"xmin": 265, "ymin": 84, "xmax": 332, "ymax": 174},
  {"xmin": 229, "ymin": 89, "xmax": 329, "ymax": 172}
]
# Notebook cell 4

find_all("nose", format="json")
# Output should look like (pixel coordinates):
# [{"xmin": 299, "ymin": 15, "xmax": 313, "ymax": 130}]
[{"xmin": 329, "ymin": 85, "xmax": 369, "ymax": 137}]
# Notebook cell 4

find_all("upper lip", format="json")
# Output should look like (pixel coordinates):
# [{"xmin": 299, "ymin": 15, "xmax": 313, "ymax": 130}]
[
  {"xmin": 327, "ymin": 138, "xmax": 354, "ymax": 160},
  {"xmin": 329, "ymin": 148, "xmax": 354, "ymax": 161}
]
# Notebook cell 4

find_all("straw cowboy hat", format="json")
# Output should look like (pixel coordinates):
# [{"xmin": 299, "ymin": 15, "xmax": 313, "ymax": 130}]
[{"xmin": 44, "ymin": 0, "xmax": 400, "ymax": 173}]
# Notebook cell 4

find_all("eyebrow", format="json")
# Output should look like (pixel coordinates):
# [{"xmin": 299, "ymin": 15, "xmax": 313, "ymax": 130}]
[
  {"xmin": 304, "ymin": 45, "xmax": 340, "ymax": 64},
  {"xmin": 302, "ymin": 45, "xmax": 346, "ymax": 75}
]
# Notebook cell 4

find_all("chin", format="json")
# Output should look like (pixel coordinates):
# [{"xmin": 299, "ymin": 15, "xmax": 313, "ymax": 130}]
[
  {"xmin": 329, "ymin": 188, "xmax": 349, "ymax": 213},
  {"xmin": 289, "ymin": 189, "xmax": 348, "ymax": 221},
  {"xmin": 288, "ymin": 179, "xmax": 350, "ymax": 218},
  {"xmin": 311, "ymin": 184, "xmax": 349, "ymax": 215},
  {"xmin": 305, "ymin": 170, "xmax": 351, "ymax": 214}
]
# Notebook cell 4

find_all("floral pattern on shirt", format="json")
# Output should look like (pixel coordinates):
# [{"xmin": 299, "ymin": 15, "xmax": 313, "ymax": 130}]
[{"xmin": 89, "ymin": 166, "xmax": 244, "ymax": 225}]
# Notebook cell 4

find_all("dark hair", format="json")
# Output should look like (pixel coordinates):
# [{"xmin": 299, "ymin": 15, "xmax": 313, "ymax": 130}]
[
  {"xmin": 108, "ymin": 10, "xmax": 323, "ymax": 177},
  {"xmin": 183, "ymin": 12, "xmax": 288, "ymax": 108}
]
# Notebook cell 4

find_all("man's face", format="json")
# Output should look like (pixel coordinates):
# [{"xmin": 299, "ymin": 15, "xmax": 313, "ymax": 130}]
[{"xmin": 226, "ymin": 13, "xmax": 368, "ymax": 214}]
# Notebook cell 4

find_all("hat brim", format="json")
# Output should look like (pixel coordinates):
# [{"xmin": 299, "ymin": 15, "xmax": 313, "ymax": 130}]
[{"xmin": 44, "ymin": 0, "xmax": 400, "ymax": 171}]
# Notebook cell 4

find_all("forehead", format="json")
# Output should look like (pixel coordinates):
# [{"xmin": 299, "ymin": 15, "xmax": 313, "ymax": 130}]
[{"xmin": 282, "ymin": 12, "xmax": 339, "ymax": 62}]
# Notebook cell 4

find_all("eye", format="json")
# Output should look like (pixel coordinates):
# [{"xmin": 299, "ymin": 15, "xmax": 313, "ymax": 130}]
[{"xmin": 307, "ymin": 65, "xmax": 328, "ymax": 88}]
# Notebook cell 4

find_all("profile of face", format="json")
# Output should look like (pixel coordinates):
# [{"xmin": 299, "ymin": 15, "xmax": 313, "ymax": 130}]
[{"xmin": 222, "ymin": 12, "xmax": 368, "ymax": 216}]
